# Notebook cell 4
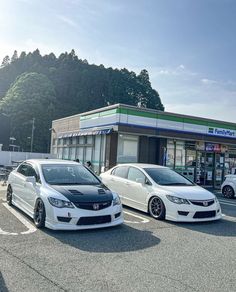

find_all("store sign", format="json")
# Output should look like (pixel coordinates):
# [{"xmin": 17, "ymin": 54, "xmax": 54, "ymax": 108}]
[
  {"xmin": 208, "ymin": 127, "xmax": 236, "ymax": 138},
  {"xmin": 205, "ymin": 143, "xmax": 221, "ymax": 152}
]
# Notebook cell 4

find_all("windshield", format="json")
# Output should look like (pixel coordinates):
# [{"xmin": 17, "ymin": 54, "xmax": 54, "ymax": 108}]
[
  {"xmin": 42, "ymin": 164, "xmax": 100, "ymax": 185},
  {"xmin": 144, "ymin": 168, "xmax": 194, "ymax": 186}
]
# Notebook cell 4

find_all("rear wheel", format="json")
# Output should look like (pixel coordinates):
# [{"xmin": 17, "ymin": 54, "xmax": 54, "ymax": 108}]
[
  {"xmin": 148, "ymin": 196, "xmax": 166, "ymax": 220},
  {"xmin": 223, "ymin": 186, "xmax": 235, "ymax": 199},
  {"xmin": 34, "ymin": 199, "xmax": 46, "ymax": 228},
  {"xmin": 6, "ymin": 185, "xmax": 13, "ymax": 206}
]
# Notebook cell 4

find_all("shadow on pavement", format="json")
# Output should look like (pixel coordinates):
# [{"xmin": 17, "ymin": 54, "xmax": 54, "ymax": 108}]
[
  {"xmin": 0, "ymin": 272, "xmax": 9, "ymax": 292},
  {"xmin": 171, "ymin": 218, "xmax": 236, "ymax": 237},
  {"xmin": 45, "ymin": 224, "xmax": 160, "ymax": 253}
]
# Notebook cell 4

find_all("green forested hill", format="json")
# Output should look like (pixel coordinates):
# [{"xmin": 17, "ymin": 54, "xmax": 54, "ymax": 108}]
[{"xmin": 0, "ymin": 49, "xmax": 164, "ymax": 152}]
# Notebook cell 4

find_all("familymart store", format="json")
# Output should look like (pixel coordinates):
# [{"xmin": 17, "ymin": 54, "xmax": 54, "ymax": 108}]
[{"xmin": 51, "ymin": 104, "xmax": 236, "ymax": 188}]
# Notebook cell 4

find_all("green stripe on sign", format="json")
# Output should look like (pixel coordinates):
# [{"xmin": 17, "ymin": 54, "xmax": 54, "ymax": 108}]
[
  {"xmin": 81, "ymin": 109, "xmax": 117, "ymax": 120},
  {"xmin": 118, "ymin": 106, "xmax": 236, "ymax": 130}
]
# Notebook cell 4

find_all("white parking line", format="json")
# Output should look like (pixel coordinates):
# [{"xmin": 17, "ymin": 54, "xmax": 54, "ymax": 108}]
[
  {"xmin": 219, "ymin": 200, "xmax": 236, "ymax": 207},
  {"xmin": 123, "ymin": 211, "xmax": 150, "ymax": 224},
  {"xmin": 222, "ymin": 213, "xmax": 236, "ymax": 222},
  {"xmin": 1, "ymin": 203, "xmax": 37, "ymax": 235}
]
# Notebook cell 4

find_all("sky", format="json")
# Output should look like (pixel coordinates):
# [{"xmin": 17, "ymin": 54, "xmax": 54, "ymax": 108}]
[{"xmin": 0, "ymin": 0, "xmax": 236, "ymax": 122}]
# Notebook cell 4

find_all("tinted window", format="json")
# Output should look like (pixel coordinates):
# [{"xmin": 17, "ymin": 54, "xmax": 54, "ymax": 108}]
[
  {"xmin": 128, "ymin": 167, "xmax": 145, "ymax": 184},
  {"xmin": 144, "ymin": 168, "xmax": 194, "ymax": 186},
  {"xmin": 42, "ymin": 164, "xmax": 100, "ymax": 185},
  {"xmin": 112, "ymin": 166, "xmax": 129, "ymax": 179},
  {"xmin": 17, "ymin": 163, "xmax": 39, "ymax": 181},
  {"xmin": 17, "ymin": 164, "xmax": 28, "ymax": 176}
]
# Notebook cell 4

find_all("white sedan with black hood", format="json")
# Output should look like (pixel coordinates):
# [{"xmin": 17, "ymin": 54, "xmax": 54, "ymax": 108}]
[{"xmin": 7, "ymin": 159, "xmax": 123, "ymax": 230}]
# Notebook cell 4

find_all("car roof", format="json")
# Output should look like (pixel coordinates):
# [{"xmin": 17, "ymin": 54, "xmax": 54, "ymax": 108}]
[
  {"xmin": 115, "ymin": 163, "xmax": 167, "ymax": 169},
  {"xmin": 23, "ymin": 159, "xmax": 79, "ymax": 166}
]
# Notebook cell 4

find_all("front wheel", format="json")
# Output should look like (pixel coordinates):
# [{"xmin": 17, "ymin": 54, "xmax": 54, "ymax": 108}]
[
  {"xmin": 222, "ymin": 186, "xmax": 235, "ymax": 199},
  {"xmin": 34, "ymin": 199, "xmax": 46, "ymax": 228},
  {"xmin": 148, "ymin": 196, "xmax": 166, "ymax": 220},
  {"xmin": 6, "ymin": 185, "xmax": 13, "ymax": 206}
]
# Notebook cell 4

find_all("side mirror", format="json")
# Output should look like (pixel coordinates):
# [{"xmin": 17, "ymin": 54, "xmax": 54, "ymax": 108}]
[{"xmin": 25, "ymin": 176, "xmax": 36, "ymax": 185}]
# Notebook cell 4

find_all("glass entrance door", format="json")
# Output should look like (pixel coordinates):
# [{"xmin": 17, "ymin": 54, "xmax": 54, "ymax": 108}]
[
  {"xmin": 205, "ymin": 153, "xmax": 214, "ymax": 186},
  {"xmin": 214, "ymin": 153, "xmax": 224, "ymax": 189}
]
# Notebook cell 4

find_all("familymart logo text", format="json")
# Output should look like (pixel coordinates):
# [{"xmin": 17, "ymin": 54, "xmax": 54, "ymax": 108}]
[{"xmin": 208, "ymin": 127, "xmax": 235, "ymax": 137}]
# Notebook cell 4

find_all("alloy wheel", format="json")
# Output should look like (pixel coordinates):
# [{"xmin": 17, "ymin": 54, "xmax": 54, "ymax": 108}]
[
  {"xmin": 149, "ymin": 196, "xmax": 165, "ymax": 220},
  {"xmin": 223, "ymin": 186, "xmax": 235, "ymax": 199},
  {"xmin": 34, "ymin": 199, "xmax": 46, "ymax": 227},
  {"xmin": 6, "ymin": 186, "xmax": 12, "ymax": 206}
]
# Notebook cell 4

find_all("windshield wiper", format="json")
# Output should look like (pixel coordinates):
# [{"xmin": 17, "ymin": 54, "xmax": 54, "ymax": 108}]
[
  {"xmin": 50, "ymin": 182, "xmax": 83, "ymax": 185},
  {"xmin": 161, "ymin": 182, "xmax": 192, "ymax": 186}
]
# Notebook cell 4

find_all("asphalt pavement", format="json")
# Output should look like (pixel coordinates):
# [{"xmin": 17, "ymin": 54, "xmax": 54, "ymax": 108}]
[{"xmin": 0, "ymin": 185, "xmax": 236, "ymax": 292}]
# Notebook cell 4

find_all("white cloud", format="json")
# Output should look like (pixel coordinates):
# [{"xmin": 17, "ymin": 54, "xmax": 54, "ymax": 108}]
[
  {"xmin": 56, "ymin": 15, "xmax": 78, "ymax": 28},
  {"xmin": 201, "ymin": 78, "xmax": 217, "ymax": 85}
]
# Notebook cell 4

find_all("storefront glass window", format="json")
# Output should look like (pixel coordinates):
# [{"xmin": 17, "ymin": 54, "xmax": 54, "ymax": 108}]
[
  {"xmin": 58, "ymin": 147, "xmax": 63, "ymax": 159},
  {"xmin": 70, "ymin": 147, "xmax": 76, "ymax": 160},
  {"xmin": 175, "ymin": 141, "xmax": 185, "ymax": 170},
  {"xmin": 76, "ymin": 147, "xmax": 84, "ymax": 163},
  {"xmin": 117, "ymin": 134, "xmax": 138, "ymax": 163},
  {"xmin": 166, "ymin": 140, "xmax": 175, "ymax": 169},
  {"xmin": 63, "ymin": 147, "xmax": 69, "ymax": 160}
]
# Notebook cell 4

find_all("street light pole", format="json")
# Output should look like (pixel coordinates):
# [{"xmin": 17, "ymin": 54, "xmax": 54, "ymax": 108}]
[{"xmin": 30, "ymin": 118, "xmax": 35, "ymax": 152}]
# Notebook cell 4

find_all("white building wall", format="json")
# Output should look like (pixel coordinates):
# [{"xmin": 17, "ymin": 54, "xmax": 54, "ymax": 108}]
[{"xmin": 0, "ymin": 151, "xmax": 55, "ymax": 166}]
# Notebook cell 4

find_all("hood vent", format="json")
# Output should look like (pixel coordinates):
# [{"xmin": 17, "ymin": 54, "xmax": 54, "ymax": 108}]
[
  {"xmin": 98, "ymin": 188, "xmax": 106, "ymax": 195},
  {"xmin": 69, "ymin": 190, "xmax": 83, "ymax": 195}
]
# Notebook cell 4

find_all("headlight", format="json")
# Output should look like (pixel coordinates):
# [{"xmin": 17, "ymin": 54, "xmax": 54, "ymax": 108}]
[
  {"xmin": 166, "ymin": 195, "xmax": 190, "ymax": 204},
  {"xmin": 48, "ymin": 197, "xmax": 74, "ymax": 208},
  {"xmin": 113, "ymin": 195, "xmax": 121, "ymax": 206}
]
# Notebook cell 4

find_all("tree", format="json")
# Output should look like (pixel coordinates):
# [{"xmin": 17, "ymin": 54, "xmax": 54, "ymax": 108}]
[
  {"xmin": 0, "ymin": 72, "xmax": 57, "ymax": 152},
  {"xmin": 1, "ymin": 55, "xmax": 10, "ymax": 67},
  {"xmin": 11, "ymin": 50, "xmax": 18, "ymax": 63}
]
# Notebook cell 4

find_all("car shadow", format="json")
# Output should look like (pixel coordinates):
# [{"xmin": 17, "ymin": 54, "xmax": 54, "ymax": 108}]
[
  {"xmin": 169, "ymin": 218, "xmax": 236, "ymax": 237},
  {"xmin": 44, "ymin": 224, "xmax": 160, "ymax": 253},
  {"xmin": 123, "ymin": 204, "xmax": 236, "ymax": 237},
  {"xmin": 0, "ymin": 272, "xmax": 9, "ymax": 292}
]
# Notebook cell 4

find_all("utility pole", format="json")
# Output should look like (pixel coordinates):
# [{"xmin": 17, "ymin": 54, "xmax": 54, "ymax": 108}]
[{"xmin": 30, "ymin": 118, "xmax": 35, "ymax": 153}]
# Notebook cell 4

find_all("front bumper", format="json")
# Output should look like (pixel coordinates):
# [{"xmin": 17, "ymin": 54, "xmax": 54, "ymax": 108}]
[
  {"xmin": 45, "ymin": 204, "xmax": 123, "ymax": 230},
  {"xmin": 164, "ymin": 200, "xmax": 222, "ymax": 222}
]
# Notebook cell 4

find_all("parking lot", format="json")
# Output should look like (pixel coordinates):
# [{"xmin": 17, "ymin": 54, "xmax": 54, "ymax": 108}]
[{"xmin": 0, "ymin": 186, "xmax": 236, "ymax": 292}]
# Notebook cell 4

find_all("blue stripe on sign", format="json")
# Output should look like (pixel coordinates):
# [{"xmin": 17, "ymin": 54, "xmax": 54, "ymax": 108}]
[{"xmin": 80, "ymin": 122, "xmax": 236, "ymax": 140}]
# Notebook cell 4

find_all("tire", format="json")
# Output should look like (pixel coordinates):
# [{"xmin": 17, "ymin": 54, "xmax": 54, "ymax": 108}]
[
  {"xmin": 6, "ymin": 185, "xmax": 13, "ymax": 206},
  {"xmin": 34, "ymin": 199, "xmax": 46, "ymax": 228},
  {"xmin": 222, "ymin": 186, "xmax": 235, "ymax": 199},
  {"xmin": 148, "ymin": 196, "xmax": 166, "ymax": 220}
]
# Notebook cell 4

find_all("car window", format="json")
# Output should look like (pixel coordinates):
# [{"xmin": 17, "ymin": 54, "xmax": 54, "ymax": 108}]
[
  {"xmin": 27, "ymin": 165, "xmax": 41, "ymax": 183},
  {"xmin": 112, "ymin": 166, "xmax": 129, "ymax": 179},
  {"xmin": 144, "ymin": 168, "xmax": 194, "ymax": 186},
  {"xmin": 128, "ymin": 167, "xmax": 145, "ymax": 184},
  {"xmin": 17, "ymin": 164, "xmax": 28, "ymax": 176},
  {"xmin": 42, "ymin": 164, "xmax": 100, "ymax": 185}
]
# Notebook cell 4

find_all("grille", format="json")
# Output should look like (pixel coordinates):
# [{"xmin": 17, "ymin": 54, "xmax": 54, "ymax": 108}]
[
  {"xmin": 193, "ymin": 211, "xmax": 216, "ymax": 219},
  {"xmin": 57, "ymin": 217, "xmax": 72, "ymax": 223},
  {"xmin": 77, "ymin": 215, "xmax": 111, "ymax": 225},
  {"xmin": 115, "ymin": 212, "xmax": 121, "ymax": 218},
  {"xmin": 178, "ymin": 211, "xmax": 189, "ymax": 216},
  {"xmin": 190, "ymin": 199, "xmax": 215, "ymax": 207},
  {"xmin": 74, "ymin": 201, "xmax": 112, "ymax": 210}
]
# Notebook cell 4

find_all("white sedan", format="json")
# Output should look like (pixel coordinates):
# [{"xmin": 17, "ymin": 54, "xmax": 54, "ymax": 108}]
[
  {"xmin": 7, "ymin": 159, "xmax": 123, "ymax": 230},
  {"xmin": 221, "ymin": 175, "xmax": 236, "ymax": 198},
  {"xmin": 100, "ymin": 164, "xmax": 222, "ymax": 222}
]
